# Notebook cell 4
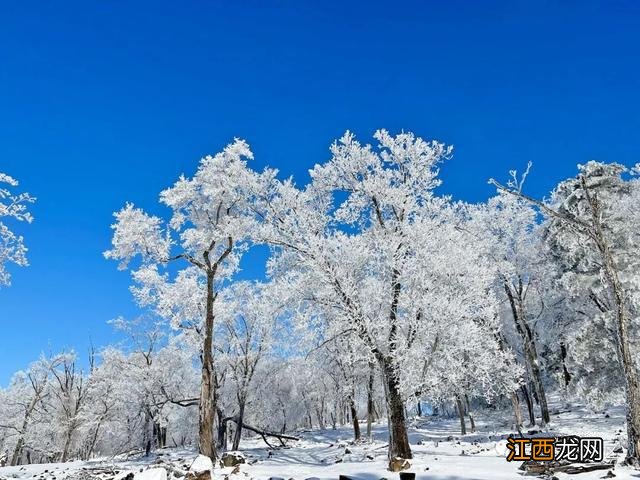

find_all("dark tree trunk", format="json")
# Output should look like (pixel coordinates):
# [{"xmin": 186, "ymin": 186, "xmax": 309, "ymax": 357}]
[
  {"xmin": 199, "ymin": 271, "xmax": 218, "ymax": 460},
  {"xmin": 378, "ymin": 266, "xmax": 412, "ymax": 460},
  {"xmin": 232, "ymin": 400, "xmax": 246, "ymax": 451},
  {"xmin": 349, "ymin": 395, "xmax": 361, "ymax": 441},
  {"xmin": 216, "ymin": 408, "xmax": 227, "ymax": 450},
  {"xmin": 464, "ymin": 395, "xmax": 476, "ymax": 433},
  {"xmin": 380, "ymin": 358, "xmax": 412, "ymax": 459},
  {"xmin": 85, "ymin": 420, "xmax": 103, "ymax": 460},
  {"xmin": 560, "ymin": 342, "xmax": 572, "ymax": 387},
  {"xmin": 580, "ymin": 176, "xmax": 640, "ymax": 466},
  {"xmin": 366, "ymin": 362, "xmax": 375, "ymax": 438},
  {"xmin": 505, "ymin": 282, "xmax": 550, "ymax": 425},
  {"xmin": 520, "ymin": 384, "xmax": 535, "ymax": 427},
  {"xmin": 455, "ymin": 395, "xmax": 467, "ymax": 435},
  {"xmin": 10, "ymin": 395, "xmax": 39, "ymax": 466}
]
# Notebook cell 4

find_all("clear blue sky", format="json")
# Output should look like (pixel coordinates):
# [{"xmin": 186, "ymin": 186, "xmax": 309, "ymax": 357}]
[{"xmin": 1, "ymin": 1, "xmax": 639, "ymax": 384}]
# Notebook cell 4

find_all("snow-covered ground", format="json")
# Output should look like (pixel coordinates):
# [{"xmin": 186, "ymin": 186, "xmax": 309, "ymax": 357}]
[{"xmin": 1, "ymin": 401, "xmax": 637, "ymax": 480}]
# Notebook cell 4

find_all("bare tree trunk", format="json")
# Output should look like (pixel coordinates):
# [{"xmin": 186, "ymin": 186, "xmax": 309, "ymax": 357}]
[
  {"xmin": 378, "ymin": 266, "xmax": 412, "ymax": 460},
  {"xmin": 10, "ymin": 437, "xmax": 24, "ymax": 467},
  {"xmin": 61, "ymin": 425, "xmax": 75, "ymax": 462},
  {"xmin": 495, "ymin": 175, "xmax": 640, "ymax": 464},
  {"xmin": 143, "ymin": 409, "xmax": 153, "ymax": 457},
  {"xmin": 455, "ymin": 395, "xmax": 467, "ymax": 435},
  {"xmin": 380, "ymin": 358, "xmax": 412, "ymax": 459},
  {"xmin": 316, "ymin": 411, "xmax": 325, "ymax": 430},
  {"xmin": 10, "ymin": 395, "xmax": 40, "ymax": 466},
  {"xmin": 280, "ymin": 404, "xmax": 287, "ymax": 434},
  {"xmin": 349, "ymin": 394, "xmax": 361, "ymax": 441},
  {"xmin": 464, "ymin": 394, "xmax": 476, "ymax": 433},
  {"xmin": 560, "ymin": 341, "xmax": 572, "ymax": 388},
  {"xmin": 511, "ymin": 391, "xmax": 524, "ymax": 435},
  {"xmin": 231, "ymin": 400, "xmax": 246, "ymax": 451},
  {"xmin": 520, "ymin": 384, "xmax": 535, "ymax": 426},
  {"xmin": 85, "ymin": 420, "xmax": 103, "ymax": 460},
  {"xmin": 581, "ymin": 177, "xmax": 640, "ymax": 466},
  {"xmin": 366, "ymin": 362, "xmax": 375, "ymax": 439},
  {"xmin": 199, "ymin": 271, "xmax": 218, "ymax": 461},
  {"xmin": 505, "ymin": 282, "xmax": 550, "ymax": 425},
  {"xmin": 216, "ymin": 408, "xmax": 227, "ymax": 450}
]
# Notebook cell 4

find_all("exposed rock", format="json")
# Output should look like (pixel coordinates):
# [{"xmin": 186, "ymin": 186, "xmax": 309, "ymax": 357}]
[
  {"xmin": 388, "ymin": 457, "xmax": 411, "ymax": 472},
  {"xmin": 220, "ymin": 452, "xmax": 246, "ymax": 468},
  {"xmin": 185, "ymin": 472, "xmax": 210, "ymax": 480},
  {"xmin": 65, "ymin": 471, "xmax": 100, "ymax": 480},
  {"xmin": 520, "ymin": 460, "xmax": 615, "ymax": 476}
]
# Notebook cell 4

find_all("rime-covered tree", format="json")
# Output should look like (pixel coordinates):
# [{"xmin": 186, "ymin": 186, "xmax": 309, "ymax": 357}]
[
  {"xmin": 0, "ymin": 173, "xmax": 34, "ymax": 286},
  {"xmin": 104, "ymin": 139, "xmax": 276, "ymax": 461},
  {"xmin": 216, "ymin": 281, "xmax": 286, "ymax": 450},
  {"xmin": 493, "ymin": 161, "xmax": 640, "ymax": 465},
  {"xmin": 470, "ymin": 185, "xmax": 554, "ymax": 426},
  {"xmin": 261, "ymin": 130, "xmax": 515, "ymax": 460}
]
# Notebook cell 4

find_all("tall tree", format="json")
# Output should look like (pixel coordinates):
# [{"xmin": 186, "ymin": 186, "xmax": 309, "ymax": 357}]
[
  {"xmin": 471, "ymin": 187, "xmax": 553, "ymax": 426},
  {"xmin": 217, "ymin": 281, "xmax": 284, "ymax": 450},
  {"xmin": 262, "ymin": 130, "xmax": 456, "ymax": 460},
  {"xmin": 492, "ymin": 161, "xmax": 640, "ymax": 466},
  {"xmin": 105, "ymin": 139, "xmax": 275, "ymax": 461}
]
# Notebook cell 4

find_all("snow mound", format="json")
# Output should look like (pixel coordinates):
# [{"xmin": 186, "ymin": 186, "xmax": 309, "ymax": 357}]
[{"xmin": 135, "ymin": 467, "xmax": 167, "ymax": 480}]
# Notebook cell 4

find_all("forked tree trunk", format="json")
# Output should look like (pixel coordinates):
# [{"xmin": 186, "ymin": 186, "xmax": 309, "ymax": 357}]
[
  {"xmin": 61, "ymin": 425, "xmax": 75, "ymax": 462},
  {"xmin": 464, "ymin": 395, "xmax": 476, "ymax": 433},
  {"xmin": 455, "ymin": 395, "xmax": 467, "ymax": 435},
  {"xmin": 505, "ymin": 282, "xmax": 550, "ymax": 425},
  {"xmin": 378, "ymin": 266, "xmax": 412, "ymax": 460},
  {"xmin": 232, "ymin": 400, "xmax": 246, "ymax": 451},
  {"xmin": 10, "ymin": 437, "xmax": 24, "ymax": 467},
  {"xmin": 85, "ymin": 420, "xmax": 103, "ymax": 460},
  {"xmin": 199, "ymin": 271, "xmax": 218, "ymax": 461},
  {"xmin": 11, "ymin": 394, "xmax": 40, "ymax": 466}
]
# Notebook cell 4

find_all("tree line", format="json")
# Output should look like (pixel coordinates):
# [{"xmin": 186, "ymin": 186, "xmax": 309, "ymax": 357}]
[{"xmin": 1, "ymin": 131, "xmax": 640, "ymax": 467}]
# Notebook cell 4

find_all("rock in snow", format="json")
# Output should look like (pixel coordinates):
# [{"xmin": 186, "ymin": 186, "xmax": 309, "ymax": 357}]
[{"xmin": 220, "ymin": 451, "xmax": 245, "ymax": 467}]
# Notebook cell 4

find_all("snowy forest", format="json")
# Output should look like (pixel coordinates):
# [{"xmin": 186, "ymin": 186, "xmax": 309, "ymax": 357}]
[{"xmin": 2, "ymin": 130, "xmax": 640, "ymax": 479}]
